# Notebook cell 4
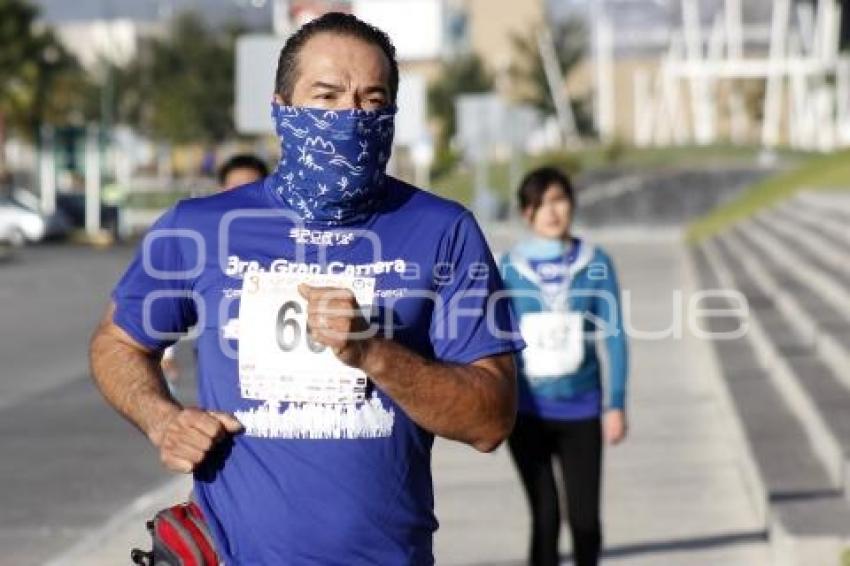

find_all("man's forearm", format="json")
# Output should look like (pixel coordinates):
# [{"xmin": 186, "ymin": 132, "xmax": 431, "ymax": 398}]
[
  {"xmin": 89, "ymin": 324, "xmax": 181, "ymax": 445},
  {"xmin": 361, "ymin": 338, "xmax": 516, "ymax": 452}
]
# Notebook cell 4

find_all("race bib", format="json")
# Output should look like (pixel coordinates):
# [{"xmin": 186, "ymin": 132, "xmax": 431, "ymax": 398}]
[
  {"xmin": 519, "ymin": 311, "xmax": 585, "ymax": 382},
  {"xmin": 238, "ymin": 272, "xmax": 375, "ymax": 405}
]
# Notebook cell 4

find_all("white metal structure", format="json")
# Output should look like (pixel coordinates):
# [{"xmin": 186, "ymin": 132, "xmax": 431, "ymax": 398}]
[
  {"xmin": 626, "ymin": 0, "xmax": 849, "ymax": 151},
  {"xmin": 592, "ymin": 7, "xmax": 615, "ymax": 142}
]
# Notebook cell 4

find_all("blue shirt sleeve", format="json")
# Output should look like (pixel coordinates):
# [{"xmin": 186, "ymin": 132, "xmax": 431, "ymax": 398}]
[
  {"xmin": 592, "ymin": 251, "xmax": 628, "ymax": 410},
  {"xmin": 111, "ymin": 204, "xmax": 199, "ymax": 351},
  {"xmin": 429, "ymin": 211, "xmax": 525, "ymax": 364}
]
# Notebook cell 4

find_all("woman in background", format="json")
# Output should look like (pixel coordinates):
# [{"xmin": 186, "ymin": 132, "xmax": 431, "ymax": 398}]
[{"xmin": 500, "ymin": 166, "xmax": 629, "ymax": 566}]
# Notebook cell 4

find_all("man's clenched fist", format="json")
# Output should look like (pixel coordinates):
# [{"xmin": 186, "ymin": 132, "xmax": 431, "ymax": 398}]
[{"xmin": 149, "ymin": 407, "xmax": 243, "ymax": 473}]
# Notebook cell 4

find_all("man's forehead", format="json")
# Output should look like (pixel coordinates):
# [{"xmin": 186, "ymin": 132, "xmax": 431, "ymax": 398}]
[{"xmin": 296, "ymin": 32, "xmax": 390, "ymax": 79}]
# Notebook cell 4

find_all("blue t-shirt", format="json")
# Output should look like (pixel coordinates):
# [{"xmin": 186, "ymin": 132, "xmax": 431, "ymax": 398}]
[{"xmin": 112, "ymin": 176, "xmax": 524, "ymax": 565}]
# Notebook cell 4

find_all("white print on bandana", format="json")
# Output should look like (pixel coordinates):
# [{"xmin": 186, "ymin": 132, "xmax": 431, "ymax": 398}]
[{"xmin": 235, "ymin": 270, "xmax": 395, "ymax": 439}]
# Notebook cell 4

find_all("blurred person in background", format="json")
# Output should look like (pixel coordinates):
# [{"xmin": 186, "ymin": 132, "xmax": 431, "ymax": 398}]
[
  {"xmin": 500, "ymin": 166, "xmax": 629, "ymax": 566},
  {"xmin": 159, "ymin": 153, "xmax": 270, "ymax": 389},
  {"xmin": 217, "ymin": 153, "xmax": 269, "ymax": 191}
]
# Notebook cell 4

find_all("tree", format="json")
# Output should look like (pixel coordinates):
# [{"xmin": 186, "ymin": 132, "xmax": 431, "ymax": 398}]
[
  {"xmin": 427, "ymin": 53, "xmax": 494, "ymax": 149},
  {"xmin": 114, "ymin": 12, "xmax": 240, "ymax": 144},
  {"xmin": 0, "ymin": 0, "xmax": 89, "ymax": 175},
  {"xmin": 508, "ymin": 19, "xmax": 588, "ymax": 128}
]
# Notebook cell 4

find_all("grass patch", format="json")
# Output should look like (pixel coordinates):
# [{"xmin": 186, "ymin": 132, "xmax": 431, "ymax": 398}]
[
  {"xmin": 686, "ymin": 148, "xmax": 850, "ymax": 243},
  {"xmin": 431, "ymin": 144, "xmax": 812, "ymax": 206},
  {"xmin": 431, "ymin": 151, "xmax": 580, "ymax": 206}
]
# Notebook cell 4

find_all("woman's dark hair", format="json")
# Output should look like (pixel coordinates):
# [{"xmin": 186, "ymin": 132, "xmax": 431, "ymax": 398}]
[
  {"xmin": 274, "ymin": 12, "xmax": 399, "ymax": 104},
  {"xmin": 217, "ymin": 154, "xmax": 269, "ymax": 185},
  {"xmin": 517, "ymin": 166, "xmax": 575, "ymax": 217}
]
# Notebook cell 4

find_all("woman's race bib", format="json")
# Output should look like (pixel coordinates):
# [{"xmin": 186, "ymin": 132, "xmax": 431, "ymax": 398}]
[{"xmin": 519, "ymin": 311, "xmax": 585, "ymax": 382}]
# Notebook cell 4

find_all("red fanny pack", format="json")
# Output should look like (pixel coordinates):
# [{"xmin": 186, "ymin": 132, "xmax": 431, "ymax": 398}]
[{"xmin": 131, "ymin": 502, "xmax": 220, "ymax": 566}]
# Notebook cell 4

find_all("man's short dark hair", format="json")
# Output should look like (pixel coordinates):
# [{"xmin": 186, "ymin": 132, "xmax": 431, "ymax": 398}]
[
  {"xmin": 517, "ymin": 166, "xmax": 576, "ymax": 217},
  {"xmin": 217, "ymin": 154, "xmax": 269, "ymax": 185},
  {"xmin": 274, "ymin": 12, "xmax": 399, "ymax": 104}
]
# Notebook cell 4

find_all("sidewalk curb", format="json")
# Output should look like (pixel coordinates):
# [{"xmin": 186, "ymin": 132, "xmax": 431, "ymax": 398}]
[{"xmin": 44, "ymin": 475, "xmax": 191, "ymax": 566}]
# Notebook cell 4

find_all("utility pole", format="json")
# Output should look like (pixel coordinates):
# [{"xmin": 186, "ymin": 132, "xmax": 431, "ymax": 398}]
[
  {"xmin": 39, "ymin": 125, "xmax": 56, "ymax": 216},
  {"xmin": 85, "ymin": 125, "xmax": 102, "ymax": 236},
  {"xmin": 537, "ymin": 26, "xmax": 579, "ymax": 147}
]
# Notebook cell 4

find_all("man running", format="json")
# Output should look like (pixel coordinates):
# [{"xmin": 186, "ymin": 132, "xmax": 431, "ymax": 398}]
[{"xmin": 90, "ymin": 12, "xmax": 523, "ymax": 565}]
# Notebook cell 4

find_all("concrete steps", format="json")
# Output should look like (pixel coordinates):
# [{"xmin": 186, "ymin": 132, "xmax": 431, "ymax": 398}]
[
  {"xmin": 697, "ymin": 240, "xmax": 841, "ymax": 493},
  {"xmin": 714, "ymin": 233, "xmax": 850, "ymax": 491},
  {"xmin": 737, "ymin": 210, "xmax": 850, "ymax": 390},
  {"xmin": 738, "ymin": 219, "xmax": 850, "ymax": 322},
  {"xmin": 758, "ymin": 210, "xmax": 850, "ymax": 282},
  {"xmin": 690, "ymin": 191, "xmax": 850, "ymax": 565},
  {"xmin": 773, "ymin": 201, "xmax": 849, "ymax": 254},
  {"xmin": 796, "ymin": 190, "xmax": 850, "ymax": 218}
]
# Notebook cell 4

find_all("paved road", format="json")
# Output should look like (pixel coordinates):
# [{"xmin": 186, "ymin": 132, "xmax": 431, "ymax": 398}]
[
  {"xmin": 0, "ymin": 244, "xmax": 130, "ymax": 410},
  {"xmin": 0, "ymin": 244, "xmax": 197, "ymax": 566}
]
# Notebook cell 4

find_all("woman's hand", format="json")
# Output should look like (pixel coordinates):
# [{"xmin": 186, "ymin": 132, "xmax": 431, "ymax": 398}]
[{"xmin": 604, "ymin": 409, "xmax": 628, "ymax": 445}]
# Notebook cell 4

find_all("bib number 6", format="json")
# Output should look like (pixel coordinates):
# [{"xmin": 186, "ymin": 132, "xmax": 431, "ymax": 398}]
[{"xmin": 276, "ymin": 300, "xmax": 326, "ymax": 354}]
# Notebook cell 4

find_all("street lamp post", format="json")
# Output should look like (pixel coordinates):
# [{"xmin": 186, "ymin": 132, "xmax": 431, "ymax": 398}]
[{"xmin": 85, "ymin": 124, "xmax": 102, "ymax": 236}]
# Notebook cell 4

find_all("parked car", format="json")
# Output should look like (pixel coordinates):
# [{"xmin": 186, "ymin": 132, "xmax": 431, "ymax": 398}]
[
  {"xmin": 0, "ymin": 188, "xmax": 121, "ymax": 246},
  {"xmin": 0, "ymin": 197, "xmax": 47, "ymax": 247},
  {"xmin": 10, "ymin": 189, "xmax": 74, "ymax": 240}
]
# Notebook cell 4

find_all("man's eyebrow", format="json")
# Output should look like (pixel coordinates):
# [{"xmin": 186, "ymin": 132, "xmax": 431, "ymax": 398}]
[
  {"xmin": 310, "ymin": 81, "xmax": 345, "ymax": 91},
  {"xmin": 363, "ymin": 85, "xmax": 389, "ymax": 96}
]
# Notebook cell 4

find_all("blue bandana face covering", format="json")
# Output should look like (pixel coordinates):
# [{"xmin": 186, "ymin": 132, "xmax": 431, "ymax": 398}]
[{"xmin": 269, "ymin": 102, "xmax": 397, "ymax": 225}]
